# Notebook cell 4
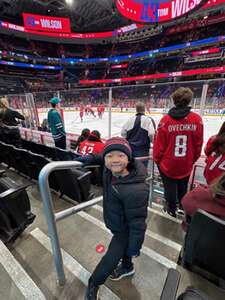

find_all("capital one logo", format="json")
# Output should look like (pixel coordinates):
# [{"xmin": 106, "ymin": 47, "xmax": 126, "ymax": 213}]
[{"xmin": 134, "ymin": 0, "xmax": 168, "ymax": 22}]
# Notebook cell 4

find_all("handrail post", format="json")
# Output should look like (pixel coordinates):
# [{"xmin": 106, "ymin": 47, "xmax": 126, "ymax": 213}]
[{"xmin": 38, "ymin": 161, "xmax": 82, "ymax": 286}]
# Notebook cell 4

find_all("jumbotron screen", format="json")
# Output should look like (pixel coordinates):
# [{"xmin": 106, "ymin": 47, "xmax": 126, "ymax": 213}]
[{"xmin": 116, "ymin": 0, "xmax": 210, "ymax": 23}]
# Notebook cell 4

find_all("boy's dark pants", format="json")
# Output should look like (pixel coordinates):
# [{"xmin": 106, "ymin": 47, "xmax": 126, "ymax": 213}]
[
  {"xmin": 91, "ymin": 231, "xmax": 133, "ymax": 286},
  {"xmin": 159, "ymin": 168, "xmax": 189, "ymax": 214}
]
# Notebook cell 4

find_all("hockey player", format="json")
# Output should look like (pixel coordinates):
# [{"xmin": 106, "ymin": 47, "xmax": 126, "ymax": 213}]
[
  {"xmin": 86, "ymin": 104, "xmax": 96, "ymax": 118},
  {"xmin": 97, "ymin": 104, "xmax": 102, "ymax": 119},
  {"xmin": 153, "ymin": 87, "xmax": 203, "ymax": 217},
  {"xmin": 79, "ymin": 130, "xmax": 104, "ymax": 155},
  {"xmin": 80, "ymin": 104, "xmax": 84, "ymax": 122}
]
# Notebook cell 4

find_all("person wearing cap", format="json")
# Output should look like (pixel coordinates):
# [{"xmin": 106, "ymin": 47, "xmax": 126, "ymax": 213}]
[
  {"xmin": 47, "ymin": 97, "xmax": 66, "ymax": 149},
  {"xmin": 80, "ymin": 137, "xmax": 149, "ymax": 300},
  {"xmin": 71, "ymin": 128, "xmax": 90, "ymax": 152},
  {"xmin": 79, "ymin": 130, "xmax": 104, "ymax": 155},
  {"xmin": 121, "ymin": 101, "xmax": 155, "ymax": 158}
]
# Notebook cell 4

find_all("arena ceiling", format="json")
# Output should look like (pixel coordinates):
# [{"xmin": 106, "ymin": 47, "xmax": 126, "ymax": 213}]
[{"xmin": 0, "ymin": 0, "xmax": 133, "ymax": 33}]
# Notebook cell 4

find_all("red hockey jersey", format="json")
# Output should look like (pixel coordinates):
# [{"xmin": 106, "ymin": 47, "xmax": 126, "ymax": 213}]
[
  {"xmin": 204, "ymin": 151, "xmax": 225, "ymax": 184},
  {"xmin": 153, "ymin": 111, "xmax": 203, "ymax": 179},
  {"xmin": 79, "ymin": 140, "xmax": 104, "ymax": 155},
  {"xmin": 204, "ymin": 135, "xmax": 216, "ymax": 156}
]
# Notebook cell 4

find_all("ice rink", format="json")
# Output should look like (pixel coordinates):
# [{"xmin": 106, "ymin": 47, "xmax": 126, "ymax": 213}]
[{"xmin": 39, "ymin": 110, "xmax": 224, "ymax": 145}]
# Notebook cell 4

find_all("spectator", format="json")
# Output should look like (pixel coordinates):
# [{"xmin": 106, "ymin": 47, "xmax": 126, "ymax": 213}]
[
  {"xmin": 204, "ymin": 121, "xmax": 225, "ymax": 156},
  {"xmin": 78, "ymin": 137, "xmax": 149, "ymax": 300},
  {"xmin": 153, "ymin": 87, "xmax": 203, "ymax": 217},
  {"xmin": 0, "ymin": 97, "xmax": 24, "ymax": 147},
  {"xmin": 121, "ymin": 101, "xmax": 155, "ymax": 157},
  {"xmin": 40, "ymin": 118, "xmax": 49, "ymax": 132},
  {"xmin": 79, "ymin": 130, "xmax": 104, "ymax": 155},
  {"xmin": 204, "ymin": 132, "xmax": 225, "ymax": 185},
  {"xmin": 71, "ymin": 128, "xmax": 90, "ymax": 152},
  {"xmin": 0, "ymin": 97, "xmax": 24, "ymax": 126},
  {"xmin": 182, "ymin": 173, "xmax": 225, "ymax": 221},
  {"xmin": 47, "ymin": 97, "xmax": 66, "ymax": 149}
]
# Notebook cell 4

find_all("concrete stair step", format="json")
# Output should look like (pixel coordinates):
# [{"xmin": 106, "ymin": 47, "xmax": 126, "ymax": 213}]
[
  {"xmin": 11, "ymin": 228, "xmax": 120, "ymax": 300},
  {"xmin": 0, "ymin": 239, "xmax": 45, "ymax": 300}
]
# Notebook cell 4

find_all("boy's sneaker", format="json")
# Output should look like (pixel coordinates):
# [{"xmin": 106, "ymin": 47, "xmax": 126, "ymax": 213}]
[
  {"xmin": 85, "ymin": 278, "xmax": 99, "ymax": 300},
  {"xmin": 109, "ymin": 264, "xmax": 135, "ymax": 281}
]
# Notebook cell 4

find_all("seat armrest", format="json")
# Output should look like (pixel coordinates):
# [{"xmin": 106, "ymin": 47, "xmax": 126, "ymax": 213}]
[
  {"xmin": 0, "ymin": 184, "xmax": 32, "ymax": 200},
  {"xmin": 84, "ymin": 165, "xmax": 101, "ymax": 169},
  {"xmin": 160, "ymin": 269, "xmax": 181, "ymax": 300}
]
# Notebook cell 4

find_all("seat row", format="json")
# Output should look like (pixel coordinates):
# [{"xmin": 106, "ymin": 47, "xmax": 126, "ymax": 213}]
[{"xmin": 0, "ymin": 141, "xmax": 93, "ymax": 204}]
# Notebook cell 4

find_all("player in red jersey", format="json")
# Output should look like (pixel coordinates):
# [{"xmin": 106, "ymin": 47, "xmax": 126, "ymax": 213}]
[
  {"xmin": 97, "ymin": 104, "xmax": 102, "ymax": 119},
  {"xmin": 153, "ymin": 87, "xmax": 203, "ymax": 217},
  {"xmin": 86, "ymin": 104, "xmax": 96, "ymax": 118},
  {"xmin": 204, "ymin": 122, "xmax": 225, "ymax": 184},
  {"xmin": 100, "ymin": 103, "xmax": 105, "ymax": 118},
  {"xmin": 79, "ymin": 130, "xmax": 104, "ymax": 155},
  {"xmin": 80, "ymin": 104, "xmax": 84, "ymax": 122}
]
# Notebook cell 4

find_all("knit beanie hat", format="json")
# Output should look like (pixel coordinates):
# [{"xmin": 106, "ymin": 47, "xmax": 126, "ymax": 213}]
[{"xmin": 102, "ymin": 137, "xmax": 132, "ymax": 160}]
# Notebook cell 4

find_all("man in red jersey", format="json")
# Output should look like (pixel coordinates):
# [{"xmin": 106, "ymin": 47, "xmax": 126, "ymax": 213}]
[
  {"xmin": 79, "ymin": 130, "xmax": 104, "ymax": 155},
  {"xmin": 153, "ymin": 87, "xmax": 203, "ymax": 217}
]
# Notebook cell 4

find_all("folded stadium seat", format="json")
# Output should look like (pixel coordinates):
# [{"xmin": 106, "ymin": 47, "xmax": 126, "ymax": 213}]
[
  {"xmin": 84, "ymin": 164, "xmax": 103, "ymax": 186},
  {"xmin": 160, "ymin": 269, "xmax": 212, "ymax": 300},
  {"xmin": 0, "ymin": 176, "xmax": 35, "ymax": 244},
  {"xmin": 182, "ymin": 210, "xmax": 225, "ymax": 282},
  {"xmin": 0, "ymin": 142, "xmax": 13, "ymax": 167},
  {"xmin": 54, "ymin": 147, "xmax": 75, "ymax": 161},
  {"xmin": 160, "ymin": 268, "xmax": 181, "ymax": 300},
  {"xmin": 54, "ymin": 168, "xmax": 93, "ymax": 203},
  {"xmin": 9, "ymin": 147, "xmax": 31, "ymax": 176},
  {"xmin": 16, "ymin": 149, "xmax": 38, "ymax": 179},
  {"xmin": 31, "ymin": 153, "xmax": 60, "ymax": 192},
  {"xmin": 21, "ymin": 139, "xmax": 34, "ymax": 152}
]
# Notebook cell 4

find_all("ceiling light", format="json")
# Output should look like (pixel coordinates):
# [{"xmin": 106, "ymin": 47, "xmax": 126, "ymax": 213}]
[{"xmin": 65, "ymin": 0, "xmax": 73, "ymax": 5}]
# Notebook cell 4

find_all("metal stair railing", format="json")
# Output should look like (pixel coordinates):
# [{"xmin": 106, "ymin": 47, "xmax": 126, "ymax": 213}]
[{"xmin": 38, "ymin": 161, "xmax": 103, "ymax": 286}]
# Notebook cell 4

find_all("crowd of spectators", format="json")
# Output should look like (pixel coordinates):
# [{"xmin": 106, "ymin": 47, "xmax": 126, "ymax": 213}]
[{"xmin": 0, "ymin": 16, "xmax": 224, "ymax": 93}]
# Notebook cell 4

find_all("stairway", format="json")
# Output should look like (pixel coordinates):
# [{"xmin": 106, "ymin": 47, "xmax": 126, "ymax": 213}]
[{"xmin": 0, "ymin": 168, "xmax": 224, "ymax": 300}]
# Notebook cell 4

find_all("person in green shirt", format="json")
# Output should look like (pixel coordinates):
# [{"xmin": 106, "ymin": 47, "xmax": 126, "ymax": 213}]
[{"xmin": 47, "ymin": 97, "xmax": 66, "ymax": 149}]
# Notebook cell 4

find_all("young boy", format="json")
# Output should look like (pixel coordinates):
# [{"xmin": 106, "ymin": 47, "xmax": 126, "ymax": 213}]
[{"xmin": 80, "ymin": 137, "xmax": 149, "ymax": 300}]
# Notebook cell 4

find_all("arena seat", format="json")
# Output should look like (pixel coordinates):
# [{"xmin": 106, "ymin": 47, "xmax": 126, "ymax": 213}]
[
  {"xmin": 182, "ymin": 210, "xmax": 225, "ymax": 282},
  {"xmin": 161, "ymin": 269, "xmax": 212, "ymax": 300},
  {"xmin": 160, "ymin": 268, "xmax": 181, "ymax": 300},
  {"xmin": 31, "ymin": 153, "xmax": 60, "ymax": 191},
  {"xmin": 54, "ymin": 147, "xmax": 78, "ymax": 161},
  {"xmin": 0, "ymin": 176, "xmax": 35, "ymax": 244},
  {"xmin": 11, "ymin": 147, "xmax": 34, "ymax": 177},
  {"xmin": 84, "ymin": 164, "xmax": 103, "ymax": 186},
  {"xmin": 54, "ymin": 169, "xmax": 93, "ymax": 203},
  {"xmin": 0, "ymin": 142, "xmax": 13, "ymax": 167}
]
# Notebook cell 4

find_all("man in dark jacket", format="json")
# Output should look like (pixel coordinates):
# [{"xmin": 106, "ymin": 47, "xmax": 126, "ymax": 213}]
[
  {"xmin": 121, "ymin": 101, "xmax": 155, "ymax": 157},
  {"xmin": 81, "ymin": 137, "xmax": 149, "ymax": 300}
]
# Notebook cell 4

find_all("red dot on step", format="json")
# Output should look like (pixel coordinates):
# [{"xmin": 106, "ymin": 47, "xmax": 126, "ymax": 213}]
[{"xmin": 96, "ymin": 244, "xmax": 105, "ymax": 254}]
